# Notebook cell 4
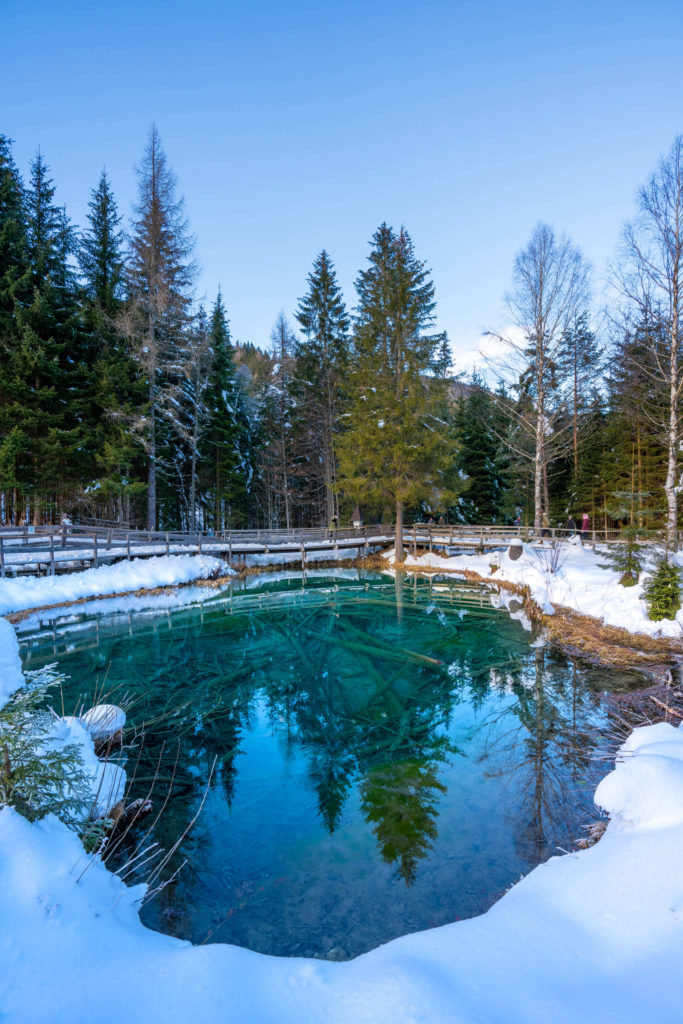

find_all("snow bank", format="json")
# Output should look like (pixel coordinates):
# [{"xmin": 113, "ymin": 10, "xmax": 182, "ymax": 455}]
[
  {"xmin": 0, "ymin": 555, "xmax": 229, "ymax": 616},
  {"xmin": 2, "ymin": 723, "xmax": 683, "ymax": 1023},
  {"xmin": 0, "ymin": 616, "xmax": 23, "ymax": 704},
  {"xmin": 46, "ymin": 716, "xmax": 126, "ymax": 817},
  {"xmin": 81, "ymin": 704, "xmax": 126, "ymax": 742},
  {"xmin": 14, "ymin": 583, "xmax": 232, "ymax": 635},
  {"xmin": 388, "ymin": 539, "xmax": 683, "ymax": 640}
]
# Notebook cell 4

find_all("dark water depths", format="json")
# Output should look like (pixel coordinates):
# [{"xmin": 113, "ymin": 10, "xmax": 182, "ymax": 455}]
[{"xmin": 19, "ymin": 571, "xmax": 644, "ymax": 959}]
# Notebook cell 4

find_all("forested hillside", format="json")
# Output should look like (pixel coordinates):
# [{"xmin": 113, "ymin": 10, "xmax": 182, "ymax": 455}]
[{"xmin": 1, "ymin": 126, "xmax": 681, "ymax": 535}]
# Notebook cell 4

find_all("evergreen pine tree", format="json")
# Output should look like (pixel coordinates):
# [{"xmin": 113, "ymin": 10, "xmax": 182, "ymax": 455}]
[
  {"xmin": 79, "ymin": 170, "xmax": 144, "ymax": 523},
  {"xmin": 644, "ymin": 557, "xmax": 681, "ymax": 620},
  {"xmin": 293, "ymin": 250, "xmax": 350, "ymax": 524},
  {"xmin": 0, "ymin": 136, "xmax": 30, "ymax": 519},
  {"xmin": 558, "ymin": 311, "xmax": 602, "ymax": 485},
  {"xmin": 455, "ymin": 375, "xmax": 511, "ymax": 523},
  {"xmin": 601, "ymin": 526, "xmax": 643, "ymax": 586},
  {"xmin": 336, "ymin": 225, "xmax": 459, "ymax": 558},
  {"xmin": 8, "ymin": 152, "xmax": 84, "ymax": 522},
  {"xmin": 201, "ymin": 290, "xmax": 250, "ymax": 528},
  {"xmin": 80, "ymin": 170, "xmax": 124, "ymax": 313}
]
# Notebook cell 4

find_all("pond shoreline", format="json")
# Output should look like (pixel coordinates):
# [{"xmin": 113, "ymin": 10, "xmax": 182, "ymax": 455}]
[
  {"xmin": 381, "ymin": 559, "xmax": 683, "ymax": 675},
  {"xmin": 6, "ymin": 550, "xmax": 683, "ymax": 677}
]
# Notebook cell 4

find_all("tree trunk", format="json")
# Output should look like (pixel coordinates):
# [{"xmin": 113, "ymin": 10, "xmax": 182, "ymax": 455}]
[
  {"xmin": 573, "ymin": 350, "xmax": 579, "ymax": 480},
  {"xmin": 395, "ymin": 498, "xmax": 404, "ymax": 562},
  {"xmin": 534, "ymin": 419, "xmax": 544, "ymax": 531},
  {"xmin": 189, "ymin": 449, "xmax": 197, "ymax": 532},
  {"xmin": 665, "ymin": 279, "xmax": 679, "ymax": 553},
  {"xmin": 665, "ymin": 367, "xmax": 678, "ymax": 552},
  {"xmin": 147, "ymin": 399, "xmax": 156, "ymax": 532}
]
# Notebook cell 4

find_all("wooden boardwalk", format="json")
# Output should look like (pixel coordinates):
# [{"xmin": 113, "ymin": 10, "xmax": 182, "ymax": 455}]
[{"xmin": 0, "ymin": 521, "xmax": 636, "ymax": 579}]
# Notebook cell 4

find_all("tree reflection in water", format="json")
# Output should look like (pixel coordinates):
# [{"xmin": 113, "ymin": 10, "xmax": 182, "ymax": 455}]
[
  {"xmin": 21, "ymin": 572, "xmax": 627, "ymax": 956},
  {"xmin": 478, "ymin": 646, "xmax": 603, "ymax": 863}
]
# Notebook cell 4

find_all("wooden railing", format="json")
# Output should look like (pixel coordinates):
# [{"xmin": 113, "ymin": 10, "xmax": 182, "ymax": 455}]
[{"xmin": 0, "ymin": 520, "xmax": 658, "ymax": 579}]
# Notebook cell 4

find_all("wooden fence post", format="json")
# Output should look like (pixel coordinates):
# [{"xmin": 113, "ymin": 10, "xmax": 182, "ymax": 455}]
[
  {"xmin": 166, "ymin": 532, "xmax": 170, "ymax": 556},
  {"xmin": 126, "ymin": 532, "xmax": 131, "ymax": 561},
  {"xmin": 49, "ymin": 533, "xmax": 55, "ymax": 576},
  {"xmin": 0, "ymin": 536, "xmax": 5, "ymax": 579},
  {"xmin": 93, "ymin": 532, "xmax": 99, "ymax": 568}
]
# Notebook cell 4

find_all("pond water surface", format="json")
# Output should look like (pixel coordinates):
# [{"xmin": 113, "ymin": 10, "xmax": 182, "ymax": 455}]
[{"xmin": 19, "ymin": 571, "xmax": 643, "ymax": 960}]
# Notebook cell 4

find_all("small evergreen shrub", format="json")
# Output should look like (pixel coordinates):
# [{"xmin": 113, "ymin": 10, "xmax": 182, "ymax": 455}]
[
  {"xmin": 644, "ymin": 557, "xmax": 682, "ymax": 621},
  {"xmin": 602, "ymin": 527, "xmax": 644, "ymax": 587},
  {"xmin": 0, "ymin": 665, "xmax": 92, "ymax": 829}
]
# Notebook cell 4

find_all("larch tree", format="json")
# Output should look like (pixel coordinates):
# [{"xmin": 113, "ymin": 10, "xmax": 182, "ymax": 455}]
[
  {"xmin": 293, "ymin": 250, "xmax": 350, "ymax": 525},
  {"xmin": 336, "ymin": 224, "xmax": 457, "ymax": 560},
  {"xmin": 123, "ymin": 125, "xmax": 196, "ymax": 530},
  {"xmin": 488, "ymin": 222, "xmax": 590, "ymax": 531},
  {"xmin": 616, "ymin": 135, "xmax": 683, "ymax": 551}
]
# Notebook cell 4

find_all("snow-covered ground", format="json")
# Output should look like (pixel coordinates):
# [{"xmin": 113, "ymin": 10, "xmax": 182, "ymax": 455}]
[
  {"xmin": 2, "ymin": 551, "xmax": 683, "ymax": 1023},
  {"xmin": 2, "ymin": 715, "xmax": 683, "ymax": 1023},
  {"xmin": 387, "ymin": 537, "xmax": 683, "ymax": 640},
  {"xmin": 0, "ymin": 554, "xmax": 229, "ymax": 618}
]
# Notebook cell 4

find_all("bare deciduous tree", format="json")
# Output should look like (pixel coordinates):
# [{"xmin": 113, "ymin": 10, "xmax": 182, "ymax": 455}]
[
  {"xmin": 615, "ymin": 135, "xmax": 683, "ymax": 551},
  {"xmin": 487, "ymin": 222, "xmax": 590, "ymax": 530}
]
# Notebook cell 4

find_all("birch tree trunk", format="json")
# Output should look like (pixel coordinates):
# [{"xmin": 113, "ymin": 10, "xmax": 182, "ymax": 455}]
[
  {"xmin": 619, "ymin": 135, "xmax": 683, "ymax": 553},
  {"xmin": 665, "ymin": 308, "xmax": 679, "ymax": 551}
]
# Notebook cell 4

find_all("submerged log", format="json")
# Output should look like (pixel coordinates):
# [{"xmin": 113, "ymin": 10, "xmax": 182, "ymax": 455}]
[{"xmin": 108, "ymin": 797, "xmax": 153, "ymax": 841}]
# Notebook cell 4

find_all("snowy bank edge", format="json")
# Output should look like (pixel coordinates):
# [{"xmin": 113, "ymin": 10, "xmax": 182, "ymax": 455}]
[
  {"xmin": 2, "ymin": 721, "xmax": 683, "ymax": 1024},
  {"xmin": 384, "ymin": 539, "xmax": 683, "ymax": 642},
  {"xmin": 2, "ymin": 555, "xmax": 683, "ymax": 1022}
]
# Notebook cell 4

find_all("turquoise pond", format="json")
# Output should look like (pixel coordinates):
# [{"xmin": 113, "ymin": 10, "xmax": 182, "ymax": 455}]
[{"xmin": 18, "ymin": 571, "xmax": 645, "ymax": 960}]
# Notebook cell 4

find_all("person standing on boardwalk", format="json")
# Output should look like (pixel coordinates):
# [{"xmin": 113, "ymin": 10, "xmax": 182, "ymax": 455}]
[{"xmin": 581, "ymin": 512, "xmax": 590, "ymax": 537}]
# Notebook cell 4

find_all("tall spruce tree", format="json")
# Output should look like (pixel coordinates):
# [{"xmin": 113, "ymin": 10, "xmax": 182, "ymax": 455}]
[
  {"xmin": 455, "ymin": 376, "xmax": 511, "ymax": 523},
  {"xmin": 293, "ymin": 250, "xmax": 350, "ymax": 524},
  {"xmin": 0, "ymin": 136, "xmax": 30, "ymax": 520},
  {"xmin": 124, "ymin": 126, "xmax": 196, "ymax": 529},
  {"xmin": 9, "ymin": 152, "xmax": 84, "ymax": 522},
  {"xmin": 79, "ymin": 170, "xmax": 144, "ymax": 523},
  {"xmin": 336, "ymin": 224, "xmax": 458, "ymax": 559},
  {"xmin": 200, "ymin": 291, "xmax": 250, "ymax": 528},
  {"xmin": 80, "ymin": 170, "xmax": 124, "ymax": 313},
  {"xmin": 558, "ymin": 311, "xmax": 602, "ymax": 485}
]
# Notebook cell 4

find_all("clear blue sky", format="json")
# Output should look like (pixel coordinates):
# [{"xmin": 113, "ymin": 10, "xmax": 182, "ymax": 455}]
[{"xmin": 4, "ymin": 0, "xmax": 683, "ymax": 370}]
